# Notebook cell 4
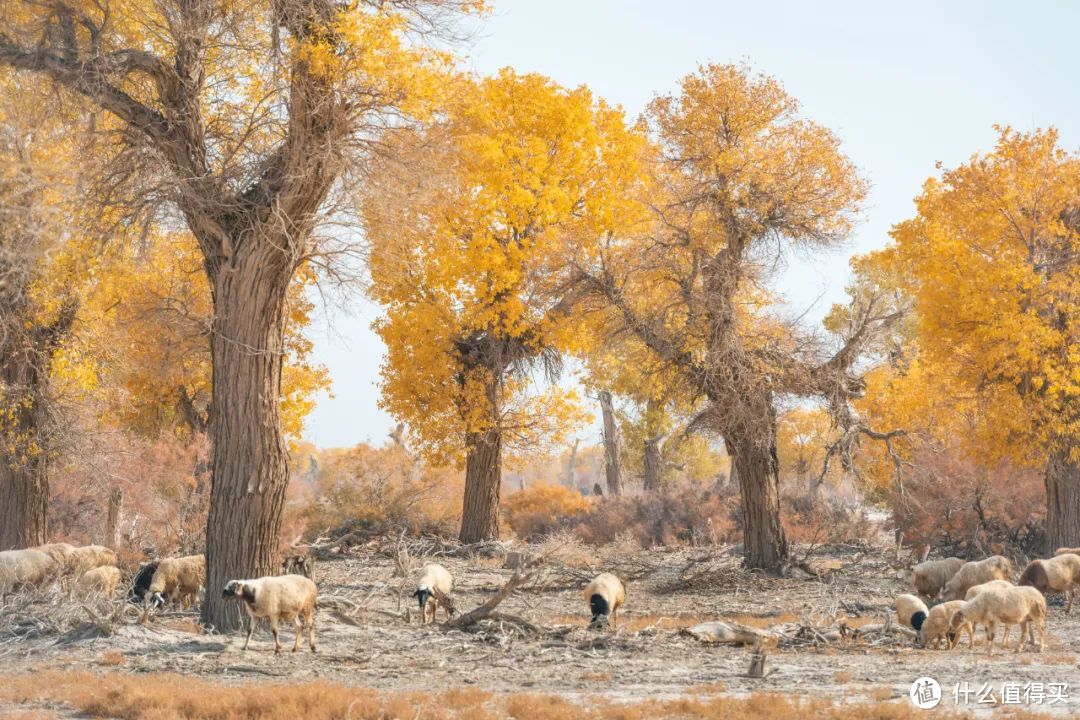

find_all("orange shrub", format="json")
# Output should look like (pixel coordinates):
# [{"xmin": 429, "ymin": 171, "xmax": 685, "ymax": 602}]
[{"xmin": 504, "ymin": 484, "xmax": 590, "ymax": 540}]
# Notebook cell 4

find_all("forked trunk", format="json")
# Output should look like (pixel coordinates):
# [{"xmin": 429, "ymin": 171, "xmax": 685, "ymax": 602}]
[
  {"xmin": 459, "ymin": 427, "xmax": 503, "ymax": 542},
  {"xmin": 1044, "ymin": 446, "xmax": 1080, "ymax": 555},
  {"xmin": 726, "ymin": 424, "xmax": 788, "ymax": 571},
  {"xmin": 201, "ymin": 256, "xmax": 293, "ymax": 632}
]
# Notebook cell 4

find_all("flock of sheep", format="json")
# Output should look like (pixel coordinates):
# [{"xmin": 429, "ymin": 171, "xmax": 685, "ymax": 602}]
[
  {"xmin": 7, "ymin": 539, "xmax": 1079, "ymax": 660},
  {"xmin": 894, "ymin": 548, "xmax": 1080, "ymax": 654}
]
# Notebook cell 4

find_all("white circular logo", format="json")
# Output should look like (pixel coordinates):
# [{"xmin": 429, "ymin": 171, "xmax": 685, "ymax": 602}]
[{"xmin": 910, "ymin": 676, "xmax": 942, "ymax": 709}]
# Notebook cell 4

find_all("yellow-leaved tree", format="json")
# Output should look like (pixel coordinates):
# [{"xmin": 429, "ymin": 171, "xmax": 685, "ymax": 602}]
[
  {"xmin": 362, "ymin": 69, "xmax": 645, "ymax": 542},
  {"xmin": 0, "ymin": 0, "xmax": 483, "ymax": 629},
  {"xmin": 860, "ymin": 127, "xmax": 1079, "ymax": 551}
]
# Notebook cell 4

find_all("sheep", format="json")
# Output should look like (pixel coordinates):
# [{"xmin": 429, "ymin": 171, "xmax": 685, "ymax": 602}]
[
  {"xmin": 222, "ymin": 574, "xmax": 317, "ymax": 654},
  {"xmin": 895, "ymin": 594, "xmax": 929, "ymax": 634},
  {"xmin": 1019, "ymin": 553, "xmax": 1080, "ymax": 613},
  {"xmin": 33, "ymin": 542, "xmax": 77, "ymax": 571},
  {"xmin": 964, "ymin": 579, "xmax": 1015, "ymax": 600},
  {"xmin": 68, "ymin": 545, "xmax": 118, "ymax": 575},
  {"xmin": 950, "ymin": 586, "xmax": 1046, "ymax": 654},
  {"xmin": 1054, "ymin": 547, "xmax": 1080, "ymax": 556},
  {"xmin": 918, "ymin": 600, "xmax": 973, "ymax": 650},
  {"xmin": 911, "ymin": 557, "xmax": 964, "ymax": 599},
  {"xmin": 129, "ymin": 561, "xmax": 159, "ymax": 604},
  {"xmin": 413, "ymin": 563, "xmax": 454, "ymax": 624},
  {"xmin": 942, "ymin": 556, "xmax": 1013, "ymax": 601},
  {"xmin": 0, "ymin": 549, "xmax": 57, "ymax": 595},
  {"xmin": 148, "ymin": 554, "xmax": 205, "ymax": 609},
  {"xmin": 584, "ymin": 572, "xmax": 626, "ymax": 629},
  {"xmin": 75, "ymin": 565, "xmax": 122, "ymax": 598}
]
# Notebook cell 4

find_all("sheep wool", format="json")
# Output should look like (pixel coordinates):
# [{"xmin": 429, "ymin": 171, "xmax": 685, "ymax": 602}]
[
  {"xmin": 911, "ymin": 557, "xmax": 964, "ymax": 600},
  {"xmin": 148, "ymin": 555, "xmax": 205, "ymax": 609},
  {"xmin": 895, "ymin": 594, "xmax": 929, "ymax": 632},
  {"xmin": 951, "ymin": 586, "xmax": 1046, "ymax": 655},
  {"xmin": 76, "ymin": 565, "xmax": 122, "ymax": 597},
  {"xmin": 964, "ymin": 579, "xmax": 1015, "ymax": 601},
  {"xmin": 918, "ymin": 600, "xmax": 971, "ymax": 650},
  {"xmin": 0, "ymin": 549, "xmax": 56, "ymax": 595},
  {"xmin": 943, "ymin": 556, "xmax": 1013, "ymax": 601},
  {"xmin": 584, "ymin": 572, "xmax": 626, "ymax": 629},
  {"xmin": 414, "ymin": 563, "xmax": 454, "ymax": 624},
  {"xmin": 1019, "ymin": 553, "xmax": 1080, "ymax": 613},
  {"xmin": 222, "ymin": 574, "xmax": 318, "ymax": 654},
  {"xmin": 68, "ymin": 545, "xmax": 118, "ymax": 575}
]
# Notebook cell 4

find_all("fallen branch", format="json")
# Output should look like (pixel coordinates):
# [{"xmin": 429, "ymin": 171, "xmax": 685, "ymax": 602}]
[{"xmin": 447, "ymin": 569, "xmax": 536, "ymax": 629}]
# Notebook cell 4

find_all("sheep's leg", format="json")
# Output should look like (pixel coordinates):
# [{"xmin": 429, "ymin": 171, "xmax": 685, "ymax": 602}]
[
  {"xmin": 612, "ymin": 606, "xmax": 619, "ymax": 629},
  {"xmin": 307, "ymin": 609, "xmax": 317, "ymax": 652},
  {"xmin": 1037, "ymin": 618, "xmax": 1045, "ymax": 653},
  {"xmin": 1000, "ymin": 624, "xmax": 1011, "ymax": 649},
  {"xmin": 243, "ymin": 618, "xmax": 255, "ymax": 651},
  {"xmin": 984, "ymin": 622, "xmax": 996, "ymax": 656},
  {"xmin": 1016, "ymin": 622, "xmax": 1027, "ymax": 653},
  {"xmin": 1067, "ymin": 588, "xmax": 1074, "ymax": 614},
  {"xmin": 271, "ymin": 617, "xmax": 281, "ymax": 654},
  {"xmin": 293, "ymin": 616, "xmax": 303, "ymax": 652}
]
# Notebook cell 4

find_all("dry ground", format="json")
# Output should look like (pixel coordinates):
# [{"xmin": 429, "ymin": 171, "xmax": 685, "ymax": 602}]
[{"xmin": 2, "ymin": 535, "xmax": 1079, "ymax": 718}]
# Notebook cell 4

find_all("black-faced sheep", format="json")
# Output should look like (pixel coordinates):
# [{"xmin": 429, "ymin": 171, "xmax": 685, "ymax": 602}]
[
  {"xmin": 413, "ymin": 563, "xmax": 454, "ymax": 624},
  {"xmin": 942, "ymin": 556, "xmax": 1013, "ymax": 601},
  {"xmin": 950, "ymin": 586, "xmax": 1046, "ymax": 654},
  {"xmin": 918, "ymin": 600, "xmax": 972, "ymax": 649},
  {"xmin": 912, "ymin": 557, "xmax": 964, "ymax": 599},
  {"xmin": 222, "ymin": 574, "xmax": 318, "ymax": 654},
  {"xmin": 75, "ymin": 565, "xmax": 122, "ymax": 598},
  {"xmin": 895, "ymin": 594, "xmax": 929, "ymax": 633},
  {"xmin": 584, "ymin": 572, "xmax": 626, "ymax": 629},
  {"xmin": 1019, "ymin": 553, "xmax": 1080, "ymax": 613},
  {"xmin": 148, "ymin": 554, "xmax": 205, "ymax": 609},
  {"xmin": 0, "ymin": 549, "xmax": 57, "ymax": 595},
  {"xmin": 129, "ymin": 561, "xmax": 159, "ymax": 605}
]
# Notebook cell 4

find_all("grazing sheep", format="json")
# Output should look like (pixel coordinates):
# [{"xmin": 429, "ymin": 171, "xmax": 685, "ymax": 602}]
[
  {"xmin": 1055, "ymin": 547, "xmax": 1080, "ymax": 557},
  {"xmin": 413, "ymin": 563, "xmax": 454, "ymax": 624},
  {"xmin": 68, "ymin": 545, "xmax": 118, "ymax": 575},
  {"xmin": 0, "ymin": 549, "xmax": 57, "ymax": 595},
  {"xmin": 895, "ymin": 594, "xmax": 929, "ymax": 634},
  {"xmin": 964, "ymin": 579, "xmax": 1015, "ymax": 600},
  {"xmin": 222, "ymin": 574, "xmax": 318, "ymax": 654},
  {"xmin": 951, "ymin": 586, "xmax": 1046, "ymax": 654},
  {"xmin": 943, "ymin": 556, "xmax": 1013, "ymax": 601},
  {"xmin": 148, "ymin": 554, "xmax": 205, "ymax": 609},
  {"xmin": 129, "ymin": 561, "xmax": 159, "ymax": 604},
  {"xmin": 918, "ymin": 600, "xmax": 972, "ymax": 649},
  {"xmin": 584, "ymin": 572, "xmax": 626, "ymax": 629},
  {"xmin": 912, "ymin": 557, "xmax": 964, "ymax": 599},
  {"xmin": 1019, "ymin": 553, "xmax": 1080, "ymax": 613},
  {"xmin": 75, "ymin": 565, "xmax": 122, "ymax": 598}
]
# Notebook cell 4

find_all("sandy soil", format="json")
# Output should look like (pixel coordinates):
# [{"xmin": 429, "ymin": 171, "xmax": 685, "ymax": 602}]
[{"xmin": 2, "ymin": 537, "xmax": 1079, "ymax": 716}]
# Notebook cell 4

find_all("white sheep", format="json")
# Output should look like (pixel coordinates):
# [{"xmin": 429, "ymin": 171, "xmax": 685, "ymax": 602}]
[
  {"xmin": 894, "ymin": 594, "xmax": 929, "ymax": 634},
  {"xmin": 33, "ymin": 542, "xmax": 77, "ymax": 571},
  {"xmin": 75, "ymin": 565, "xmax": 122, "ymax": 598},
  {"xmin": 917, "ymin": 600, "xmax": 973, "ymax": 650},
  {"xmin": 413, "ymin": 563, "xmax": 454, "ymax": 624},
  {"xmin": 950, "ymin": 586, "xmax": 1046, "ymax": 654},
  {"xmin": 942, "ymin": 556, "xmax": 1013, "ymax": 601},
  {"xmin": 584, "ymin": 572, "xmax": 626, "ymax": 629},
  {"xmin": 1018, "ymin": 553, "xmax": 1080, "ymax": 613},
  {"xmin": 68, "ymin": 545, "xmax": 118, "ymax": 575},
  {"xmin": 222, "ymin": 574, "xmax": 318, "ymax": 654},
  {"xmin": 0, "ymin": 549, "xmax": 57, "ymax": 595},
  {"xmin": 964, "ymin": 579, "xmax": 1014, "ymax": 600},
  {"xmin": 1054, "ymin": 547, "xmax": 1080, "ymax": 557},
  {"xmin": 912, "ymin": 557, "xmax": 964, "ymax": 599},
  {"xmin": 148, "ymin": 554, "xmax": 205, "ymax": 609}
]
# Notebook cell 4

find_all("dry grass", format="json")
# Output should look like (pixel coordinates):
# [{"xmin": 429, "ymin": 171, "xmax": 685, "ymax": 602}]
[
  {"xmin": 0, "ymin": 670, "xmax": 1044, "ymax": 720},
  {"xmin": 98, "ymin": 650, "xmax": 125, "ymax": 666}
]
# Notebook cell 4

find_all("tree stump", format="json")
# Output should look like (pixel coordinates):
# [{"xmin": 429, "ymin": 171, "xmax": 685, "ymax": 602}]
[{"xmin": 747, "ymin": 638, "xmax": 768, "ymax": 678}]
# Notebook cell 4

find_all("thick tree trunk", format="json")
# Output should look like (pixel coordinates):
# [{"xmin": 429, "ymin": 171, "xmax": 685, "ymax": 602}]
[
  {"xmin": 727, "ymin": 425, "xmax": 788, "ymax": 571},
  {"xmin": 459, "ymin": 428, "xmax": 503, "ymax": 542},
  {"xmin": 643, "ymin": 435, "xmax": 663, "ymax": 492},
  {"xmin": 201, "ymin": 257, "xmax": 293, "ymax": 632},
  {"xmin": 1044, "ymin": 446, "xmax": 1080, "ymax": 554},
  {"xmin": 0, "ymin": 461, "xmax": 48, "ymax": 550},
  {"xmin": 599, "ymin": 390, "xmax": 622, "ymax": 496}
]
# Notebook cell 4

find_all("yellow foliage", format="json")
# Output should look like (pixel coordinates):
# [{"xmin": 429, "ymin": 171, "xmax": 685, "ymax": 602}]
[{"xmin": 503, "ymin": 483, "xmax": 590, "ymax": 538}]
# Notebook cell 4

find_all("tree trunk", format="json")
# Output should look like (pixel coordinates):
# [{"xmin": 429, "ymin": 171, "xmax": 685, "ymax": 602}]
[
  {"xmin": 565, "ymin": 438, "xmax": 579, "ymax": 489},
  {"xmin": 727, "ymin": 425, "xmax": 788, "ymax": 571},
  {"xmin": 200, "ymin": 256, "xmax": 293, "ymax": 632},
  {"xmin": 599, "ymin": 390, "xmax": 622, "ymax": 496},
  {"xmin": 459, "ymin": 427, "xmax": 503, "ymax": 542},
  {"xmin": 104, "ymin": 488, "xmax": 123, "ymax": 550},
  {"xmin": 1044, "ymin": 446, "xmax": 1080, "ymax": 554},
  {"xmin": 0, "ymin": 461, "xmax": 48, "ymax": 550},
  {"xmin": 643, "ymin": 435, "xmax": 663, "ymax": 492}
]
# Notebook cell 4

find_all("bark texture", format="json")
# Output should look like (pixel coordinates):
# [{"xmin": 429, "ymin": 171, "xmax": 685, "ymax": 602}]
[
  {"xmin": 727, "ymin": 426, "xmax": 788, "ymax": 569},
  {"xmin": 599, "ymin": 390, "xmax": 622, "ymax": 496},
  {"xmin": 460, "ymin": 428, "xmax": 503, "ymax": 543},
  {"xmin": 642, "ymin": 435, "xmax": 663, "ymax": 492},
  {"xmin": 1045, "ymin": 447, "xmax": 1080, "ymax": 555}
]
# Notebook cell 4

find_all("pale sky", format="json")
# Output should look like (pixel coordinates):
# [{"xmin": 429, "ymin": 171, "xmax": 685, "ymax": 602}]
[{"xmin": 300, "ymin": 0, "xmax": 1080, "ymax": 449}]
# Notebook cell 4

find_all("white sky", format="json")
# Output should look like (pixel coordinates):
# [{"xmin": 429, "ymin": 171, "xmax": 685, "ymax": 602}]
[{"xmin": 300, "ymin": 0, "xmax": 1080, "ymax": 449}]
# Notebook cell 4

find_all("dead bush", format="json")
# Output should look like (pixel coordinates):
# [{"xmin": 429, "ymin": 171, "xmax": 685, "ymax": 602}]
[
  {"xmin": 569, "ymin": 488, "xmax": 738, "ymax": 547},
  {"xmin": 781, "ymin": 494, "xmax": 876, "ymax": 546}
]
